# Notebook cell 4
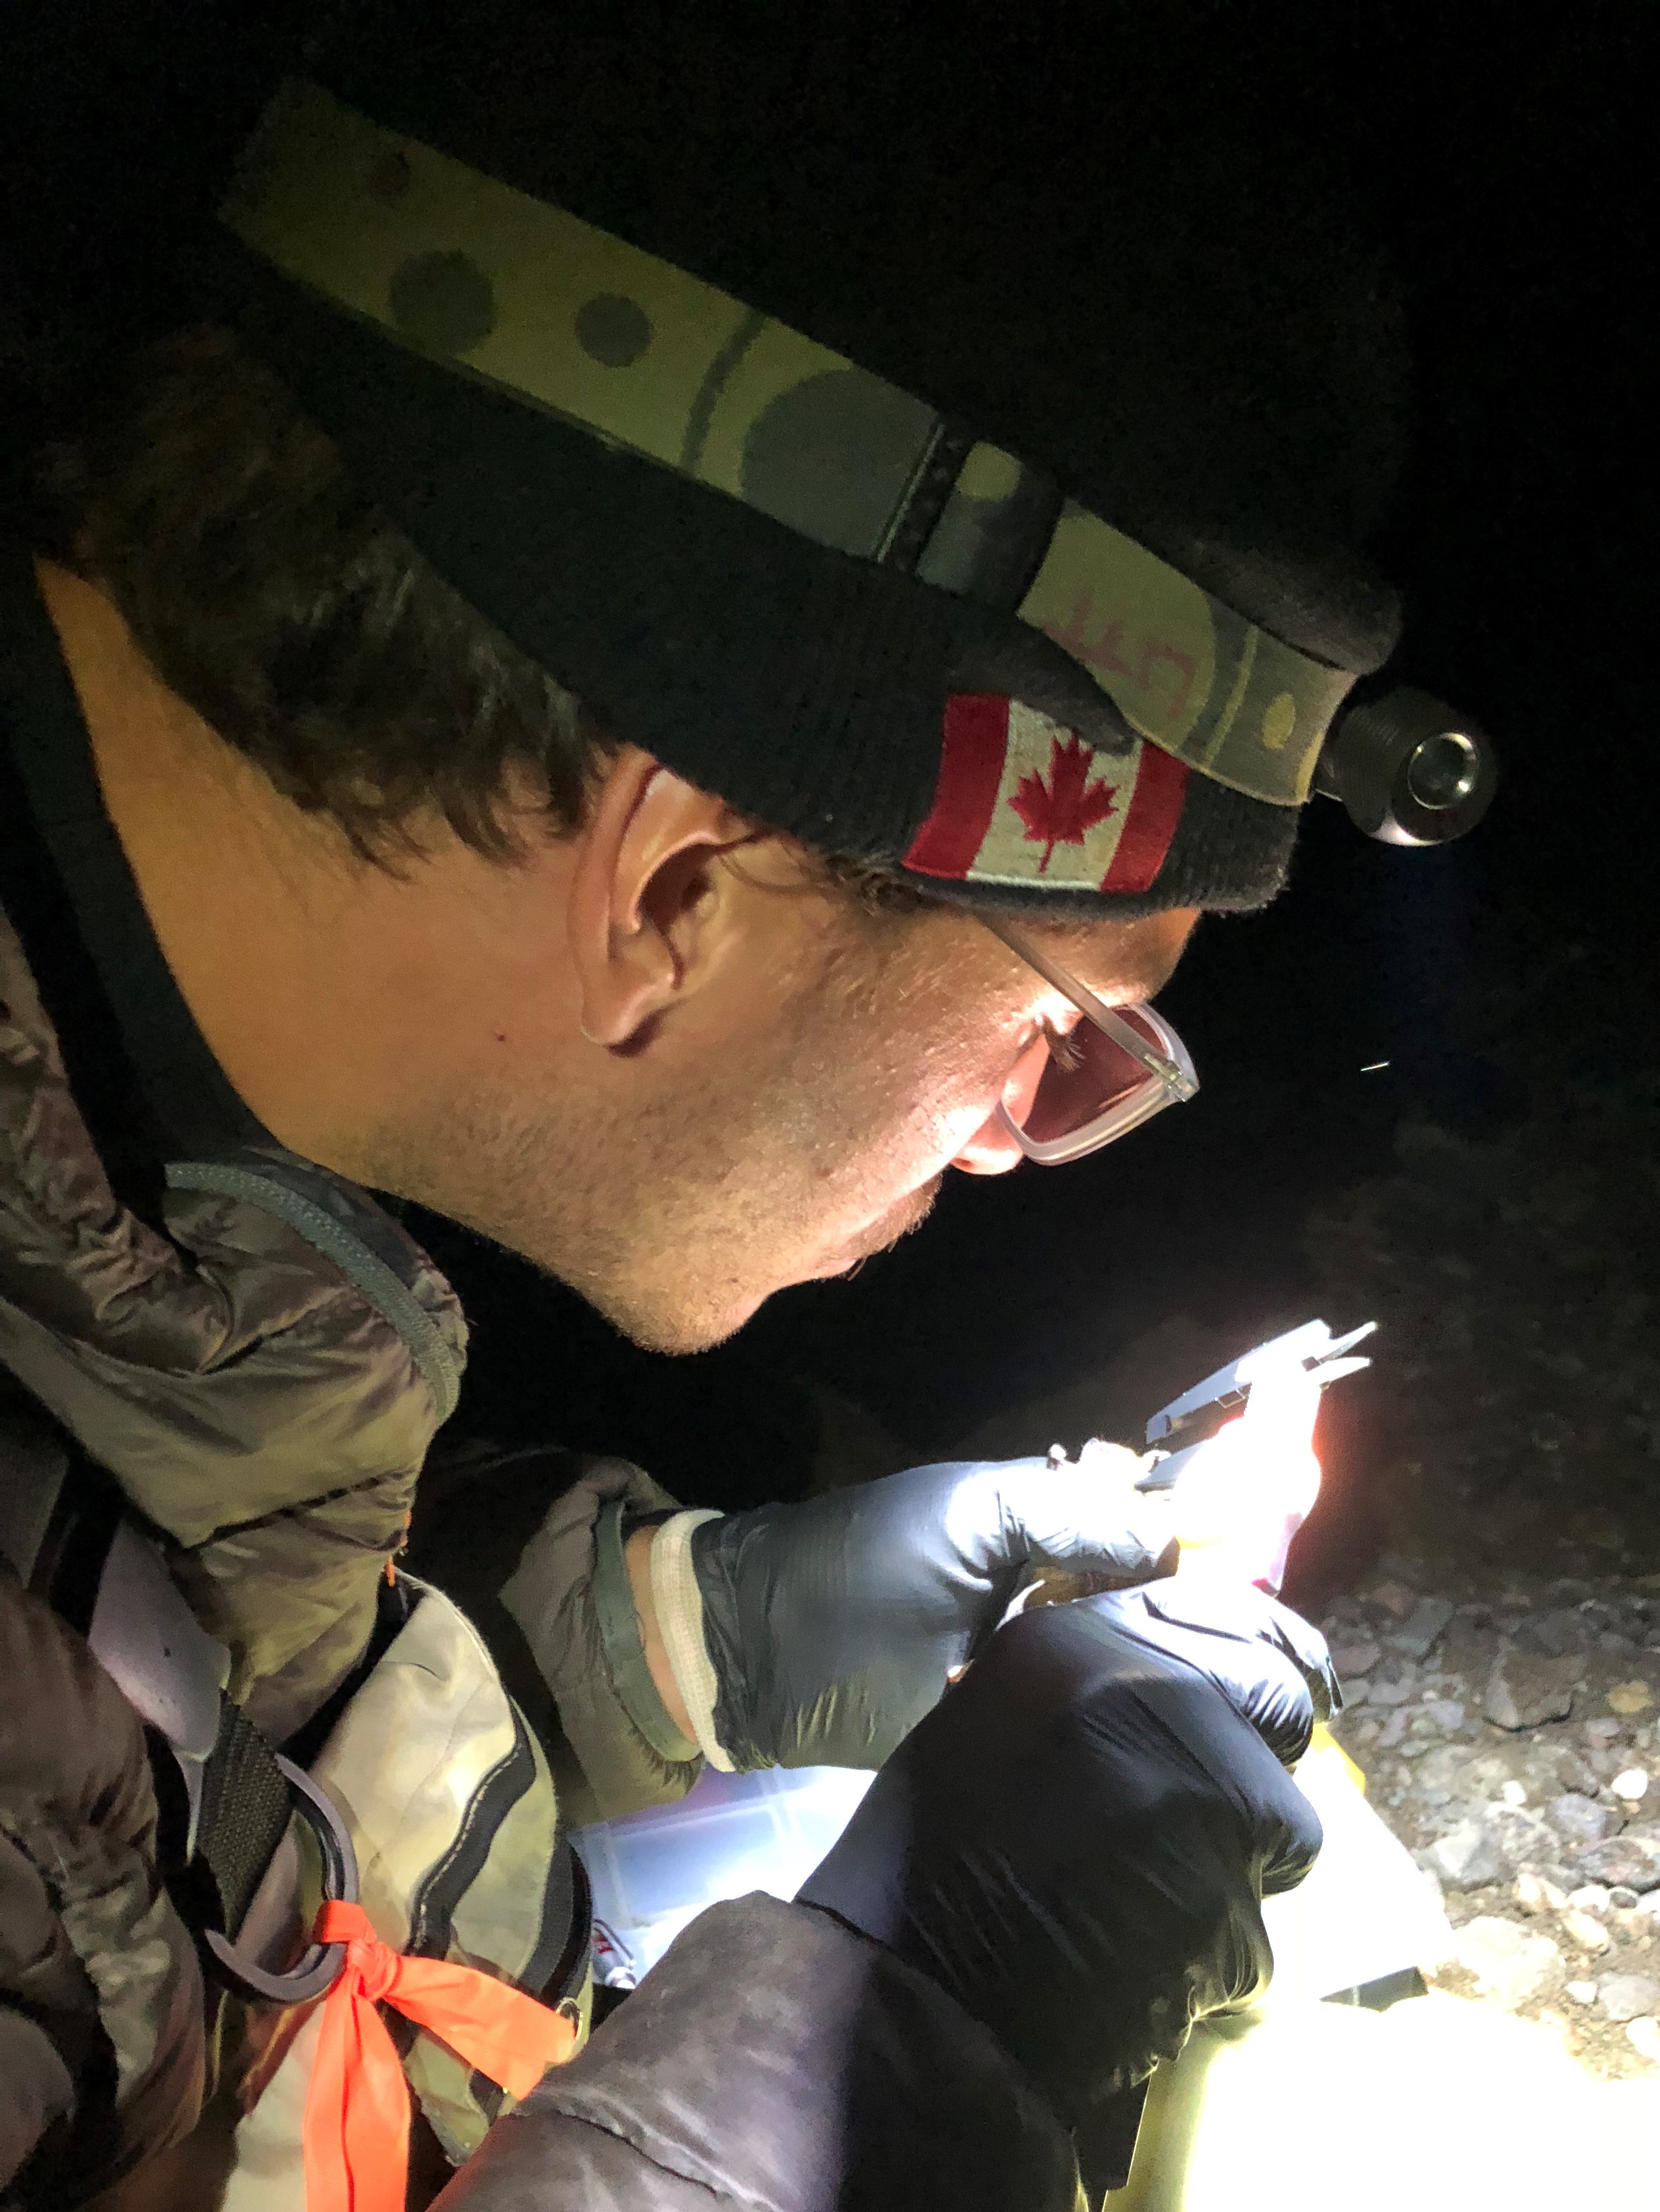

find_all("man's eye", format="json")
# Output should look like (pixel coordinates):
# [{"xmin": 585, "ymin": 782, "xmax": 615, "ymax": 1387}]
[{"xmin": 1040, "ymin": 1016, "xmax": 1086, "ymax": 1073}]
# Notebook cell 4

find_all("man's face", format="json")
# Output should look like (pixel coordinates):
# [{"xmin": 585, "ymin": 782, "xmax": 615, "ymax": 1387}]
[
  {"xmin": 33, "ymin": 563, "xmax": 1196, "ymax": 1328},
  {"xmin": 388, "ymin": 844, "xmax": 1198, "ymax": 1353}
]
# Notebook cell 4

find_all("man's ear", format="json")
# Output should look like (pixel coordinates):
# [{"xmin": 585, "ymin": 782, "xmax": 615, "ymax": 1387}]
[{"xmin": 568, "ymin": 745, "xmax": 759, "ymax": 1048}]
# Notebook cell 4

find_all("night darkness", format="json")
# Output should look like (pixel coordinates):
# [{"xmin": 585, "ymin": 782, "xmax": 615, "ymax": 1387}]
[{"xmin": 3, "ymin": 3, "xmax": 1653, "ymax": 1572}]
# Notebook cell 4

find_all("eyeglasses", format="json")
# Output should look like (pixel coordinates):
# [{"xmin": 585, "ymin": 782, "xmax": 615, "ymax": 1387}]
[{"xmin": 981, "ymin": 916, "xmax": 1200, "ymax": 1165}]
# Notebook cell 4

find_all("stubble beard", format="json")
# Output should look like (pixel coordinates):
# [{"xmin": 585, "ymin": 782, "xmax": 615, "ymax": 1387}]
[
  {"xmin": 353, "ymin": 1038, "xmax": 883, "ymax": 1356},
  {"xmin": 355, "ymin": 915, "xmax": 949, "ymax": 1351},
  {"xmin": 357, "ymin": 1078, "xmax": 745, "ymax": 1351}
]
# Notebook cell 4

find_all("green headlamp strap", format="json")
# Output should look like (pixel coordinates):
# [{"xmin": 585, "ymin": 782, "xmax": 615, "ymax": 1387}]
[{"xmin": 222, "ymin": 78, "xmax": 1354, "ymax": 808}]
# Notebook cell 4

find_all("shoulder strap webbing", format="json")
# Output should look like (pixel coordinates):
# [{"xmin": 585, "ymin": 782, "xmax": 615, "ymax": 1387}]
[{"xmin": 27, "ymin": 1442, "xmax": 301, "ymax": 1951}]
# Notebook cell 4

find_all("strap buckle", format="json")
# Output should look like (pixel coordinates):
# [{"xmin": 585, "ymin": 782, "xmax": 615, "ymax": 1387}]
[{"xmin": 204, "ymin": 1756, "xmax": 361, "ymax": 2005}]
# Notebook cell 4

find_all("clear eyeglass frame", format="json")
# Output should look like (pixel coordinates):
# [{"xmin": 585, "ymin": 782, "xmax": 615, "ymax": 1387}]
[{"xmin": 981, "ymin": 915, "xmax": 1200, "ymax": 1165}]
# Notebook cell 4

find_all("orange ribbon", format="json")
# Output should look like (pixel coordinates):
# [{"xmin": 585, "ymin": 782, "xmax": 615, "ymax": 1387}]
[{"xmin": 303, "ymin": 1900, "xmax": 580, "ymax": 2212}]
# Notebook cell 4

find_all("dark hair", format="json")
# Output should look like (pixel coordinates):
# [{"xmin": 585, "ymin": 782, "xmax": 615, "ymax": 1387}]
[{"xmin": 29, "ymin": 323, "xmax": 612, "ymax": 866}]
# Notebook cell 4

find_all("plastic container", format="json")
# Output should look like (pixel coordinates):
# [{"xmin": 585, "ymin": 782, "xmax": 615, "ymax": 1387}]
[{"xmin": 573, "ymin": 1761, "xmax": 875, "ymax": 1985}]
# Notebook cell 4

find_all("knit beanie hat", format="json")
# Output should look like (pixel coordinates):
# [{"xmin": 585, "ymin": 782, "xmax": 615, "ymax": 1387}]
[{"xmin": 193, "ymin": 2, "xmax": 1412, "ymax": 917}]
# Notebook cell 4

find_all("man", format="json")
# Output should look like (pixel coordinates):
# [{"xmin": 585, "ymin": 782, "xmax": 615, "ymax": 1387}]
[{"xmin": 1, "ymin": 7, "xmax": 1400, "ymax": 2205}]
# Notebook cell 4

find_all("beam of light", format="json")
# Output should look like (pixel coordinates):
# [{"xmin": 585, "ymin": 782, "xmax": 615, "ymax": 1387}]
[
  {"xmin": 1170, "ymin": 1349, "xmax": 1323, "ymax": 1592},
  {"xmin": 1109, "ymin": 1985, "xmax": 1660, "ymax": 2209}
]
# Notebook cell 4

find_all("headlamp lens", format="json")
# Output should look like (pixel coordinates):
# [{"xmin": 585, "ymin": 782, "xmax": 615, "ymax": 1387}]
[{"xmin": 1404, "ymin": 728, "xmax": 1481, "ymax": 811}]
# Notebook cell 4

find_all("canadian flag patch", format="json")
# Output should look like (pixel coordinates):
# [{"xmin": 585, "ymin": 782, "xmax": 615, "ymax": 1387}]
[{"xmin": 903, "ymin": 696, "xmax": 1190, "ymax": 892}]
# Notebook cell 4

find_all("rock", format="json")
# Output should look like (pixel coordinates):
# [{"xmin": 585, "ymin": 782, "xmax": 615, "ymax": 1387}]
[
  {"xmin": 1484, "ymin": 1648, "xmax": 1580, "ymax": 1730},
  {"xmin": 1608, "ymin": 1887, "xmax": 1642, "ymax": 1910},
  {"xmin": 1515, "ymin": 1607, "xmax": 1593, "ymax": 1658},
  {"xmin": 1500, "ymin": 1780, "xmax": 1528, "ymax": 1808},
  {"xmin": 1413, "ymin": 1744, "xmax": 1473, "ymax": 1803},
  {"xmin": 1330, "ymin": 1637, "xmax": 1381, "ymax": 1677},
  {"xmin": 1450, "ymin": 1917, "xmax": 1563, "ymax": 2010},
  {"xmin": 1547, "ymin": 1794, "xmax": 1620, "ymax": 1844},
  {"xmin": 1368, "ymin": 1580, "xmax": 1417, "ymax": 1622},
  {"xmin": 1377, "ymin": 1709, "xmax": 1410, "ymax": 1748},
  {"xmin": 1463, "ymin": 1753, "xmax": 1520, "ymax": 1795},
  {"xmin": 1608, "ymin": 1680, "xmax": 1655, "ymax": 1715},
  {"xmin": 1555, "ymin": 1748, "xmax": 1601, "ymax": 1795},
  {"xmin": 1585, "ymin": 1716, "xmax": 1624, "ymax": 1743},
  {"xmin": 1486, "ymin": 1806, "xmax": 1562, "ymax": 1876},
  {"xmin": 1368, "ymin": 1662, "xmax": 1415, "ymax": 1707},
  {"xmin": 1422, "ymin": 1699, "xmax": 1466, "ymax": 1732},
  {"xmin": 1515, "ymin": 1869, "xmax": 1569, "ymax": 1915},
  {"xmin": 1598, "ymin": 1973, "xmax": 1660, "ymax": 2022},
  {"xmin": 1576, "ymin": 1833, "xmax": 1660, "ymax": 1892},
  {"xmin": 1612, "ymin": 1768, "xmax": 1650, "ymax": 1801},
  {"xmin": 1391, "ymin": 1597, "xmax": 1455, "ymax": 1661},
  {"xmin": 1340, "ymin": 1678, "xmax": 1370, "ymax": 1707},
  {"xmin": 1566, "ymin": 1979, "xmax": 1598, "ymax": 2005},
  {"xmin": 1627, "ymin": 2017, "xmax": 1660, "ymax": 2065},
  {"xmin": 1425, "ymin": 1819, "xmax": 1507, "ymax": 1889},
  {"xmin": 1567, "ymin": 1885, "xmax": 1611, "ymax": 1913},
  {"xmin": 1562, "ymin": 1908, "xmax": 1612, "ymax": 1952}
]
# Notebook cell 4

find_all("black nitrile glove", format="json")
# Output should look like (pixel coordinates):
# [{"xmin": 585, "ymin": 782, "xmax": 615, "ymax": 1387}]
[
  {"xmin": 797, "ymin": 1583, "xmax": 1329, "ymax": 2193},
  {"xmin": 691, "ymin": 1453, "xmax": 1179, "ymax": 1769},
  {"xmin": 1087, "ymin": 1574, "xmax": 1343, "ymax": 1765}
]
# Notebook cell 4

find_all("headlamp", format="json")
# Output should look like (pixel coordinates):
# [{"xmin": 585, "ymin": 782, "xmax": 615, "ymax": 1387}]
[
  {"xmin": 1312, "ymin": 686, "xmax": 1498, "ymax": 846},
  {"xmin": 207, "ymin": 77, "xmax": 1498, "ymax": 906}
]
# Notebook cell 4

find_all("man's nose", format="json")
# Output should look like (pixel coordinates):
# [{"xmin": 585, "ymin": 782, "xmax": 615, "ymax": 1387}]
[
  {"xmin": 950, "ymin": 1036, "xmax": 1047, "ymax": 1176},
  {"xmin": 950, "ymin": 1115, "xmax": 1027, "ymax": 1174}
]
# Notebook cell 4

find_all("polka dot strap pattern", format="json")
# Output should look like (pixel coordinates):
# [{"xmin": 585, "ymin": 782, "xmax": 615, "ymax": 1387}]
[{"xmin": 219, "ymin": 78, "xmax": 1361, "ymax": 809}]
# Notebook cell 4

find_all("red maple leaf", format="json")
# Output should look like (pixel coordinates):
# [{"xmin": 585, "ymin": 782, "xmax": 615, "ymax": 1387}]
[{"xmin": 1007, "ymin": 734, "xmax": 1118, "ymax": 871}]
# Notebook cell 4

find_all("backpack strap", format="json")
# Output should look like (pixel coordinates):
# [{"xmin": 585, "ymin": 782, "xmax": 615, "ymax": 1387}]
[{"xmin": 12, "ymin": 1420, "xmax": 359, "ymax": 2006}]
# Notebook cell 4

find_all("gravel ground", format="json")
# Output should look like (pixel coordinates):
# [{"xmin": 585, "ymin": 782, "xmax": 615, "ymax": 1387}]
[
  {"xmin": 1302, "ymin": 928, "xmax": 1660, "ymax": 2080},
  {"xmin": 1315, "ymin": 1559, "xmax": 1660, "ymax": 2077}
]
